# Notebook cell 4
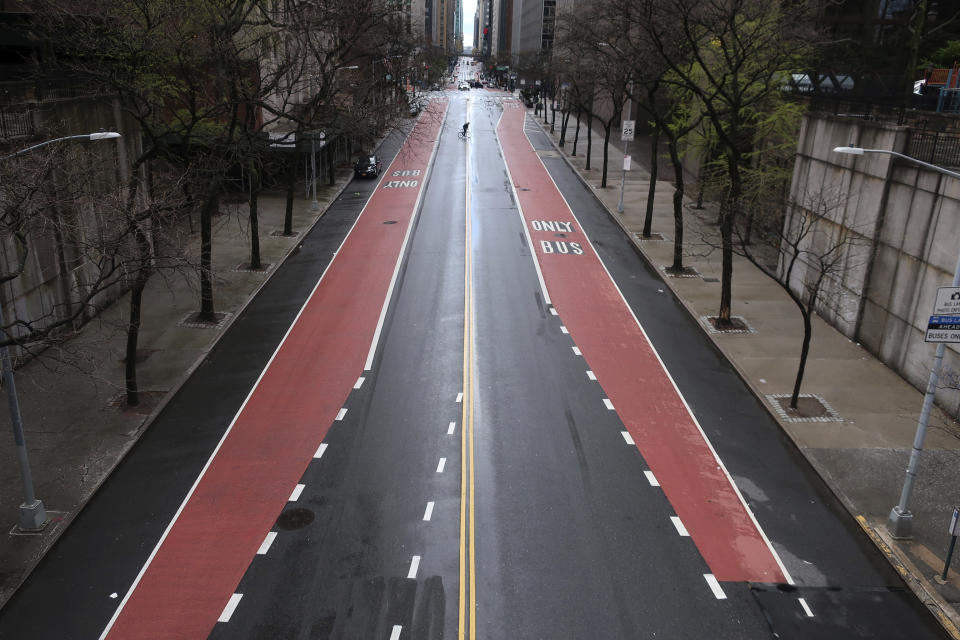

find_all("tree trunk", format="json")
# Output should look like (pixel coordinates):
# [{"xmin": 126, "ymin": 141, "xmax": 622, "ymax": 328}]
[
  {"xmin": 790, "ymin": 306, "xmax": 814, "ymax": 408},
  {"xmin": 572, "ymin": 107, "xmax": 581, "ymax": 156},
  {"xmin": 550, "ymin": 97, "xmax": 556, "ymax": 133},
  {"xmin": 248, "ymin": 162, "xmax": 261, "ymax": 270},
  {"xmin": 717, "ymin": 156, "xmax": 742, "ymax": 326},
  {"xmin": 284, "ymin": 155, "xmax": 296, "ymax": 236},
  {"xmin": 601, "ymin": 122, "xmax": 612, "ymax": 188},
  {"xmin": 125, "ymin": 223, "xmax": 151, "ymax": 407},
  {"xmin": 125, "ymin": 282, "xmax": 144, "ymax": 407},
  {"xmin": 199, "ymin": 184, "xmax": 219, "ymax": 321},
  {"xmin": 668, "ymin": 133, "xmax": 686, "ymax": 273},
  {"xmin": 585, "ymin": 111, "xmax": 593, "ymax": 170},
  {"xmin": 642, "ymin": 126, "xmax": 660, "ymax": 238},
  {"xmin": 559, "ymin": 108, "xmax": 569, "ymax": 147}
]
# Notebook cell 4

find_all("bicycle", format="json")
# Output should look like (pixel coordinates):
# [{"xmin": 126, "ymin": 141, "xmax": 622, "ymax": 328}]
[{"xmin": 457, "ymin": 130, "xmax": 470, "ymax": 139}]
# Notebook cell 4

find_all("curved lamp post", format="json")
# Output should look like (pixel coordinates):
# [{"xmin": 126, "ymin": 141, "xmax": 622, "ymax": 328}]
[
  {"xmin": 1, "ymin": 131, "xmax": 121, "ymax": 532},
  {"xmin": 833, "ymin": 145, "xmax": 960, "ymax": 539}
]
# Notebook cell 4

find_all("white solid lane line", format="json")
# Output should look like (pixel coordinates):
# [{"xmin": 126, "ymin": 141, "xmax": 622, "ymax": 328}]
[
  {"xmin": 288, "ymin": 484, "xmax": 305, "ymax": 501},
  {"xmin": 704, "ymin": 574, "xmax": 727, "ymax": 599},
  {"xmin": 437, "ymin": 458, "xmax": 446, "ymax": 473},
  {"xmin": 423, "ymin": 502, "xmax": 435, "ymax": 521},
  {"xmin": 407, "ymin": 555, "xmax": 421, "ymax": 579},
  {"xmin": 447, "ymin": 421, "xmax": 456, "ymax": 435},
  {"xmin": 335, "ymin": 408, "xmax": 347, "ymax": 421},
  {"xmin": 621, "ymin": 431, "xmax": 635, "ymax": 445},
  {"xmin": 603, "ymin": 398, "xmax": 615, "ymax": 411},
  {"xmin": 390, "ymin": 625, "xmax": 402, "ymax": 640},
  {"xmin": 314, "ymin": 443, "xmax": 328, "ymax": 459},
  {"xmin": 670, "ymin": 516, "xmax": 690, "ymax": 537},
  {"xmin": 218, "ymin": 593, "xmax": 243, "ymax": 623},
  {"xmin": 798, "ymin": 597, "xmax": 814, "ymax": 617},
  {"xmin": 644, "ymin": 470, "xmax": 660, "ymax": 486},
  {"xmin": 257, "ymin": 532, "xmax": 277, "ymax": 555},
  {"xmin": 586, "ymin": 370, "xmax": 597, "ymax": 380},
  {"xmin": 354, "ymin": 377, "xmax": 365, "ymax": 389}
]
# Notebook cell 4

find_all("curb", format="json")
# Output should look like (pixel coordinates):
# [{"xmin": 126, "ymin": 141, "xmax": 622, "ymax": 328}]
[{"xmin": 524, "ymin": 106, "xmax": 960, "ymax": 639}]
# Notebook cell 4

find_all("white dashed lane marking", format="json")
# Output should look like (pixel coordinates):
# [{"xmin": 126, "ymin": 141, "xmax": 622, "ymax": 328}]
[
  {"xmin": 704, "ymin": 574, "xmax": 727, "ymax": 599},
  {"xmin": 407, "ymin": 556, "xmax": 421, "ymax": 579},
  {"xmin": 586, "ymin": 370, "xmax": 596, "ymax": 381},
  {"xmin": 799, "ymin": 597, "xmax": 814, "ymax": 617},
  {"xmin": 218, "ymin": 593, "xmax": 243, "ymax": 623},
  {"xmin": 257, "ymin": 532, "xmax": 277, "ymax": 555},
  {"xmin": 354, "ymin": 377, "xmax": 365, "ymax": 389},
  {"xmin": 603, "ymin": 398, "xmax": 615, "ymax": 411},
  {"xmin": 335, "ymin": 408, "xmax": 347, "ymax": 421},
  {"xmin": 572, "ymin": 346, "xmax": 582, "ymax": 356},
  {"xmin": 447, "ymin": 421, "xmax": 456, "ymax": 435},
  {"xmin": 436, "ymin": 458, "xmax": 446, "ymax": 473},
  {"xmin": 560, "ymin": 326, "xmax": 569, "ymax": 334},
  {"xmin": 314, "ymin": 443, "xmax": 328, "ymax": 459},
  {"xmin": 456, "ymin": 392, "xmax": 463, "ymax": 403},
  {"xmin": 621, "ymin": 431, "xmax": 634, "ymax": 445},
  {"xmin": 423, "ymin": 502, "xmax": 435, "ymax": 521},
  {"xmin": 390, "ymin": 625, "xmax": 402, "ymax": 640},
  {"xmin": 549, "ymin": 307, "xmax": 558, "ymax": 316},
  {"xmin": 288, "ymin": 484, "xmax": 305, "ymax": 502},
  {"xmin": 670, "ymin": 516, "xmax": 690, "ymax": 536},
  {"xmin": 644, "ymin": 470, "xmax": 659, "ymax": 486}
]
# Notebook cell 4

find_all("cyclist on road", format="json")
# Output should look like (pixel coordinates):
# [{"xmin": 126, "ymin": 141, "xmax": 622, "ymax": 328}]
[{"xmin": 462, "ymin": 122, "xmax": 470, "ymax": 137}]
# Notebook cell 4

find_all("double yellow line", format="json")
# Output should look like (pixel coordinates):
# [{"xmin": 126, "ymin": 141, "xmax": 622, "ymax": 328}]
[{"xmin": 459, "ymin": 105, "xmax": 477, "ymax": 640}]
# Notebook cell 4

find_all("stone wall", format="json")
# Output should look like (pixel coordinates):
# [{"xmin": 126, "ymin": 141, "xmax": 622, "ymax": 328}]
[
  {"xmin": 789, "ymin": 113, "xmax": 960, "ymax": 415},
  {"xmin": 0, "ymin": 96, "xmax": 141, "ymax": 359}
]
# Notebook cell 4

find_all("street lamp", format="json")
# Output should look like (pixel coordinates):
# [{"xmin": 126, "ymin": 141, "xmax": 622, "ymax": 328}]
[
  {"xmin": 1, "ymin": 131, "xmax": 122, "ymax": 531},
  {"xmin": 833, "ymin": 145, "xmax": 960, "ymax": 539}
]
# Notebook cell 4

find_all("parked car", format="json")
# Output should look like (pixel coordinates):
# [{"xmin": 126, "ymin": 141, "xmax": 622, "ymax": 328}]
[{"xmin": 354, "ymin": 154, "xmax": 382, "ymax": 178}]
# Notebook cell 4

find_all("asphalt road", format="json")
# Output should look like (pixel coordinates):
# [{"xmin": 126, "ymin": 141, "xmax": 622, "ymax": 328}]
[{"xmin": 0, "ymin": 58, "xmax": 951, "ymax": 640}]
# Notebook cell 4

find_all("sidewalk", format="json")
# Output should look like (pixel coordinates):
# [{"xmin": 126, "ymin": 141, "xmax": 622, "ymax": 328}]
[
  {"xmin": 0, "ymin": 166, "xmax": 354, "ymax": 607},
  {"xmin": 526, "ymin": 103, "xmax": 960, "ymax": 637}
]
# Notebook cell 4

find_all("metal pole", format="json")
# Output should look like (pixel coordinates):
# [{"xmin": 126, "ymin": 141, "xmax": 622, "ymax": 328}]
[
  {"xmin": 888, "ymin": 246, "xmax": 960, "ymax": 538},
  {"xmin": 942, "ymin": 535, "xmax": 958, "ymax": 581},
  {"xmin": 310, "ymin": 136, "xmax": 319, "ymax": 212},
  {"xmin": 617, "ymin": 84, "xmax": 632, "ymax": 214},
  {"xmin": 0, "ymin": 304, "xmax": 47, "ymax": 531}
]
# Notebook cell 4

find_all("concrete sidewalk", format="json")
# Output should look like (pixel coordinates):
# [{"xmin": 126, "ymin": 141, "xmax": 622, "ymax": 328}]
[
  {"xmin": 526, "ymin": 103, "xmax": 960, "ymax": 637},
  {"xmin": 0, "ymin": 167, "xmax": 355, "ymax": 607}
]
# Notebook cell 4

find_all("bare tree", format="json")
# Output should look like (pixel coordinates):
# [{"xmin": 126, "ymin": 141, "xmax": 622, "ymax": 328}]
[{"xmin": 736, "ymin": 189, "xmax": 865, "ymax": 408}]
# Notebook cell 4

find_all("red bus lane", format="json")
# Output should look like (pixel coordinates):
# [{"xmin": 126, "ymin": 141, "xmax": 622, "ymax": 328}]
[
  {"xmin": 102, "ymin": 99, "xmax": 448, "ymax": 640},
  {"xmin": 496, "ymin": 103, "xmax": 787, "ymax": 585}
]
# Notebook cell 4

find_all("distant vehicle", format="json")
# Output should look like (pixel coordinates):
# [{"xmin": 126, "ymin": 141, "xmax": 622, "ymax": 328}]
[
  {"xmin": 459, "ymin": 83, "xmax": 470, "ymax": 91},
  {"xmin": 353, "ymin": 154, "xmax": 382, "ymax": 178},
  {"xmin": 471, "ymin": 81, "xmax": 482, "ymax": 88}
]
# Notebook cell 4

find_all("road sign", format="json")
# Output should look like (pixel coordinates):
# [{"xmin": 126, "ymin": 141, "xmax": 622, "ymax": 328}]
[
  {"xmin": 925, "ymin": 315, "xmax": 960, "ymax": 342},
  {"xmin": 623, "ymin": 155, "xmax": 632, "ymax": 171},
  {"xmin": 933, "ymin": 287, "xmax": 960, "ymax": 315},
  {"xmin": 621, "ymin": 119, "xmax": 636, "ymax": 142}
]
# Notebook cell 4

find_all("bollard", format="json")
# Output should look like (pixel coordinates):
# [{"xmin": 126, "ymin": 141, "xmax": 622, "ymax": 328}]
[{"xmin": 940, "ymin": 506, "xmax": 960, "ymax": 582}]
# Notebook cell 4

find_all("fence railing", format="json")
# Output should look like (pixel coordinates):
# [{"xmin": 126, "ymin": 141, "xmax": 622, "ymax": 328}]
[
  {"xmin": 908, "ymin": 130, "xmax": 960, "ymax": 168},
  {"xmin": 0, "ymin": 109, "xmax": 35, "ymax": 139}
]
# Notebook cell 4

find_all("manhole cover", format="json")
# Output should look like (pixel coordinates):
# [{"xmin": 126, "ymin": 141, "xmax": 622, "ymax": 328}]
[
  {"xmin": 276, "ymin": 507, "xmax": 315, "ymax": 530},
  {"xmin": 383, "ymin": 220, "xmax": 397, "ymax": 225}
]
